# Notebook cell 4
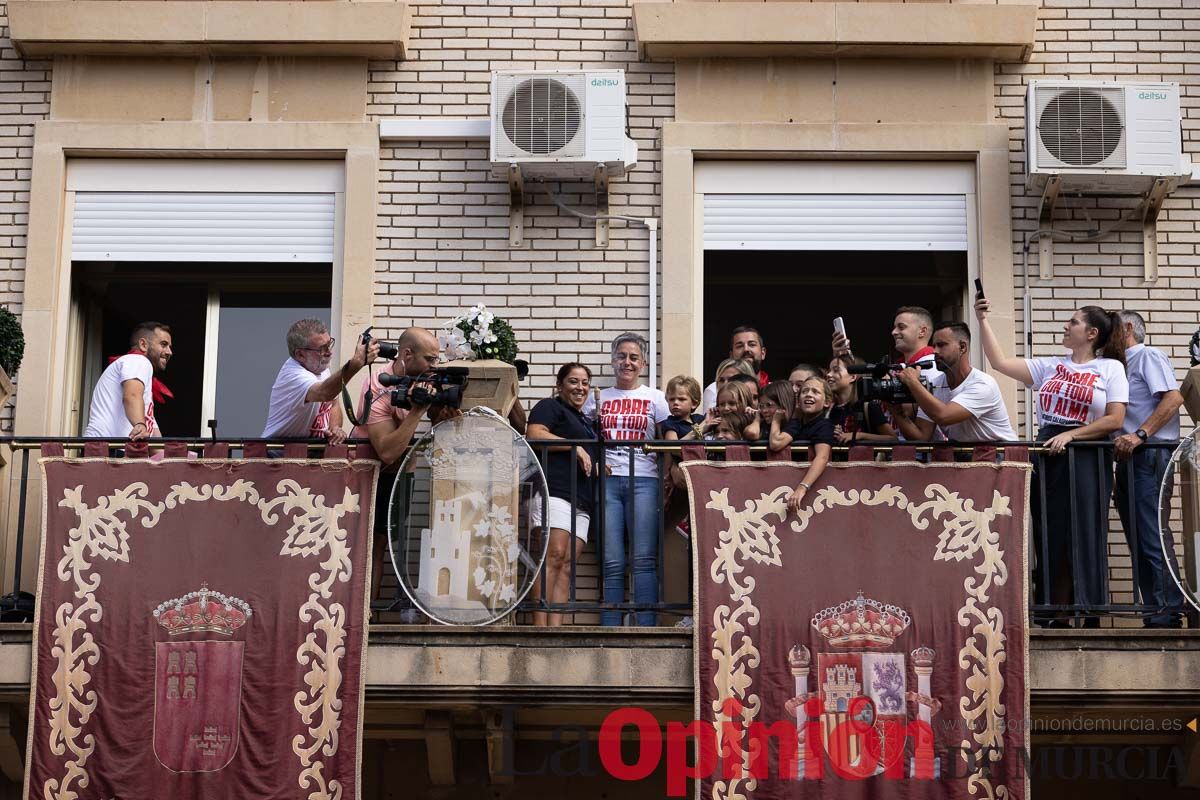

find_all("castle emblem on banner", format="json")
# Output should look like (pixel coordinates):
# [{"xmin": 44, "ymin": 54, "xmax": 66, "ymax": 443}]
[
  {"xmin": 787, "ymin": 591, "xmax": 943, "ymax": 779},
  {"xmin": 152, "ymin": 584, "xmax": 249, "ymax": 773}
]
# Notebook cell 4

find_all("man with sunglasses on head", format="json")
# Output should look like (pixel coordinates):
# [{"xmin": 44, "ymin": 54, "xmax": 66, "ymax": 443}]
[{"xmin": 262, "ymin": 318, "xmax": 379, "ymax": 444}]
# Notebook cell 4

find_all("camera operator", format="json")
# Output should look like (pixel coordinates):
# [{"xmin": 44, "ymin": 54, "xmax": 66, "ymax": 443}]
[
  {"xmin": 833, "ymin": 306, "xmax": 940, "ymax": 381},
  {"xmin": 262, "ymin": 319, "xmax": 378, "ymax": 444},
  {"xmin": 350, "ymin": 326, "xmax": 462, "ymax": 600},
  {"xmin": 887, "ymin": 322, "xmax": 1016, "ymax": 443},
  {"xmin": 350, "ymin": 326, "xmax": 459, "ymax": 464}
]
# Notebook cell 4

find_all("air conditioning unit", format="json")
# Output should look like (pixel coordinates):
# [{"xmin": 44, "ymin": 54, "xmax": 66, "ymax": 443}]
[
  {"xmin": 490, "ymin": 70, "xmax": 638, "ymax": 179},
  {"xmin": 1026, "ymin": 81, "xmax": 1189, "ymax": 194}
]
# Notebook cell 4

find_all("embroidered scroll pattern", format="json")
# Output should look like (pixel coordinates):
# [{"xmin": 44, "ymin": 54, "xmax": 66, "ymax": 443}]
[
  {"xmin": 48, "ymin": 483, "xmax": 165, "ymax": 800},
  {"xmin": 260, "ymin": 479, "xmax": 360, "ymax": 800},
  {"xmin": 48, "ymin": 473, "xmax": 362, "ymax": 800},
  {"xmin": 907, "ymin": 485, "xmax": 1013, "ymax": 800},
  {"xmin": 705, "ymin": 485, "xmax": 792, "ymax": 800},
  {"xmin": 703, "ymin": 480, "xmax": 1016, "ymax": 800}
]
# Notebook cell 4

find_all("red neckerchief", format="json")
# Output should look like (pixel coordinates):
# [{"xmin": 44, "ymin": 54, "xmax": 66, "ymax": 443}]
[
  {"xmin": 107, "ymin": 349, "xmax": 174, "ymax": 405},
  {"xmin": 758, "ymin": 369, "xmax": 770, "ymax": 388},
  {"xmin": 906, "ymin": 346, "xmax": 935, "ymax": 366}
]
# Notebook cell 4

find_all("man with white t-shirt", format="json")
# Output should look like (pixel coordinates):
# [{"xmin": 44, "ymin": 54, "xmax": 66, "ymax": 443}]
[
  {"xmin": 891, "ymin": 322, "xmax": 1016, "ymax": 443},
  {"xmin": 84, "ymin": 321, "xmax": 174, "ymax": 440},
  {"xmin": 261, "ymin": 319, "xmax": 378, "ymax": 443},
  {"xmin": 699, "ymin": 326, "xmax": 769, "ymax": 414}
]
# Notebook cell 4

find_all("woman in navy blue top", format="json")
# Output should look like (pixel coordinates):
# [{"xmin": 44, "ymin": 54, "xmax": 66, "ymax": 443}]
[{"xmin": 526, "ymin": 363, "xmax": 598, "ymax": 626}]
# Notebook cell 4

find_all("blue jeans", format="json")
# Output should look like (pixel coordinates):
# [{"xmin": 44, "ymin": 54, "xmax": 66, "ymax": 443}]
[
  {"xmin": 602, "ymin": 475, "xmax": 660, "ymax": 626},
  {"xmin": 1114, "ymin": 447, "xmax": 1185, "ymax": 627}
]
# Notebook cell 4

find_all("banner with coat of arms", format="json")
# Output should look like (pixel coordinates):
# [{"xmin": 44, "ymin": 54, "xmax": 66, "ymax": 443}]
[
  {"xmin": 25, "ymin": 454, "xmax": 377, "ymax": 800},
  {"xmin": 682, "ymin": 456, "xmax": 1030, "ymax": 800}
]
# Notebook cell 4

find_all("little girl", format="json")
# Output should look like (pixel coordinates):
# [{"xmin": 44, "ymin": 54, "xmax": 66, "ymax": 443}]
[
  {"xmin": 716, "ymin": 411, "xmax": 757, "ymax": 442},
  {"xmin": 768, "ymin": 376, "xmax": 835, "ymax": 513},
  {"xmin": 757, "ymin": 380, "xmax": 795, "ymax": 443}
]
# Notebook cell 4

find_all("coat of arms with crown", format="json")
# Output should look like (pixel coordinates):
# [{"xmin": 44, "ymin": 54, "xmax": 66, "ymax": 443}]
[
  {"xmin": 785, "ymin": 591, "xmax": 943, "ymax": 780},
  {"xmin": 151, "ymin": 583, "xmax": 250, "ymax": 773}
]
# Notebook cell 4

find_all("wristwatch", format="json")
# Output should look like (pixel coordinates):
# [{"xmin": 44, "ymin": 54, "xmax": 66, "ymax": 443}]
[{"xmin": 1135, "ymin": 429, "xmax": 1149, "ymax": 443}]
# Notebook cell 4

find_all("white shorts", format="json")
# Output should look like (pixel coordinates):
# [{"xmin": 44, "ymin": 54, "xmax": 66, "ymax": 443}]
[{"xmin": 531, "ymin": 496, "xmax": 591, "ymax": 542}]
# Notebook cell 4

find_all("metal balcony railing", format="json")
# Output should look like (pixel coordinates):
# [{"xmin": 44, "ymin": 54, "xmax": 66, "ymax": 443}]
[{"xmin": 0, "ymin": 436, "xmax": 1190, "ymax": 629}]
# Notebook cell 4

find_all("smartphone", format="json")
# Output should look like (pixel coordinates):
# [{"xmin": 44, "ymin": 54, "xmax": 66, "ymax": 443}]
[
  {"xmin": 833, "ymin": 317, "xmax": 846, "ymax": 337},
  {"xmin": 974, "ymin": 278, "xmax": 985, "ymax": 300}
]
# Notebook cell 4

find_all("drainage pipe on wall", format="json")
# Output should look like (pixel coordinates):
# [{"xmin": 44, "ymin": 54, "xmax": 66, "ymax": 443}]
[{"xmin": 541, "ymin": 186, "xmax": 660, "ymax": 389}]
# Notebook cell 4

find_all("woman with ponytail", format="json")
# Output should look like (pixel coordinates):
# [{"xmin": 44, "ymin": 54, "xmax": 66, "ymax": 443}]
[{"xmin": 975, "ymin": 299, "xmax": 1128, "ymax": 627}]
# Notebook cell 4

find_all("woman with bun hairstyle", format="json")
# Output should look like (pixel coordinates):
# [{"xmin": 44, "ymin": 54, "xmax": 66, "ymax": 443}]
[{"xmin": 976, "ymin": 299, "xmax": 1128, "ymax": 626}]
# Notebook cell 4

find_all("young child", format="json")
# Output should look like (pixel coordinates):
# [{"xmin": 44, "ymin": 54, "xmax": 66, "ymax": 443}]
[
  {"xmin": 827, "ymin": 355, "xmax": 895, "ymax": 444},
  {"xmin": 714, "ymin": 382, "xmax": 759, "ymax": 440},
  {"xmin": 662, "ymin": 375, "xmax": 705, "ymax": 441},
  {"xmin": 768, "ymin": 375, "xmax": 835, "ymax": 513},
  {"xmin": 716, "ymin": 411, "xmax": 757, "ymax": 442},
  {"xmin": 757, "ymin": 380, "xmax": 796, "ymax": 442}
]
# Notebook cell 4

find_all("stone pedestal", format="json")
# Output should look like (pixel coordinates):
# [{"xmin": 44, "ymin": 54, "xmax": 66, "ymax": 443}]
[{"xmin": 442, "ymin": 359, "xmax": 517, "ymax": 416}]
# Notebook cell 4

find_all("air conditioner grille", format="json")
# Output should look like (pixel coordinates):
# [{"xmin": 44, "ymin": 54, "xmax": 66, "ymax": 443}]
[
  {"xmin": 498, "ymin": 77, "xmax": 585, "ymax": 157},
  {"xmin": 1036, "ymin": 87, "xmax": 1126, "ymax": 169}
]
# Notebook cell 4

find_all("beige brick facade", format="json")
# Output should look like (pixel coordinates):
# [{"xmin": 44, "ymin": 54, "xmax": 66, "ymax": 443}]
[
  {"xmin": 0, "ymin": 5, "xmax": 48, "ymax": 432},
  {"xmin": 0, "ymin": 0, "xmax": 1195, "ymax": 427},
  {"xmin": 367, "ymin": 0, "xmax": 672, "ymax": 392}
]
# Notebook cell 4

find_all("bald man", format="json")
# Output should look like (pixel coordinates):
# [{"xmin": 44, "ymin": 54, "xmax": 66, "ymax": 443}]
[{"xmin": 351, "ymin": 326, "xmax": 447, "ymax": 464}]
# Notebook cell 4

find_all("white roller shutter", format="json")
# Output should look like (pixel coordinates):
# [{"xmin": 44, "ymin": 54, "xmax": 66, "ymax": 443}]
[
  {"xmin": 71, "ymin": 192, "xmax": 336, "ymax": 262},
  {"xmin": 703, "ymin": 193, "xmax": 969, "ymax": 251}
]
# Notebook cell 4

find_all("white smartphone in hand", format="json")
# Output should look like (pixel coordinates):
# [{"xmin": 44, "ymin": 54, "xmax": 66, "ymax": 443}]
[{"xmin": 833, "ymin": 317, "xmax": 846, "ymax": 337}]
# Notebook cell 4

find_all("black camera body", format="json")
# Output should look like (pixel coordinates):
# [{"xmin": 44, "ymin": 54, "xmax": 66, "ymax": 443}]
[
  {"xmin": 379, "ymin": 367, "xmax": 470, "ymax": 409},
  {"xmin": 361, "ymin": 327, "xmax": 399, "ymax": 361},
  {"xmin": 847, "ymin": 360, "xmax": 933, "ymax": 404}
]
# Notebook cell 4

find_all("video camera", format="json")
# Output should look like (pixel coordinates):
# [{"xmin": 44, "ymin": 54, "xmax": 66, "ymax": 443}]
[
  {"xmin": 379, "ymin": 367, "xmax": 470, "ymax": 410},
  {"xmin": 847, "ymin": 360, "xmax": 933, "ymax": 405}
]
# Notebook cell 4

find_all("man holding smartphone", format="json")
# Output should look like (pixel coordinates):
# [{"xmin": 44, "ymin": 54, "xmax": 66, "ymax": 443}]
[{"xmin": 889, "ymin": 322, "xmax": 1015, "ymax": 443}]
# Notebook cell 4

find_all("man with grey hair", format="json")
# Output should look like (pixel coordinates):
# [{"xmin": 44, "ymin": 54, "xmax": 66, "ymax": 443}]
[
  {"xmin": 262, "ymin": 318, "xmax": 379, "ymax": 442},
  {"xmin": 1113, "ymin": 309, "xmax": 1185, "ymax": 627}
]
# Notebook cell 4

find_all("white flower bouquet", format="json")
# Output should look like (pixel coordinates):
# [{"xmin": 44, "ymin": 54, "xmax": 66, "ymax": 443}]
[{"xmin": 438, "ymin": 304, "xmax": 519, "ymax": 364}]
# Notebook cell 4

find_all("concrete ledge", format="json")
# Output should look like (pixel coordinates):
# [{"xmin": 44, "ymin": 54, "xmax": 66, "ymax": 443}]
[
  {"xmin": 632, "ymin": 2, "xmax": 1037, "ymax": 62},
  {"xmin": 8, "ymin": 1, "xmax": 411, "ymax": 59},
  {"xmin": 2, "ymin": 626, "xmax": 1198, "ymax": 709}
]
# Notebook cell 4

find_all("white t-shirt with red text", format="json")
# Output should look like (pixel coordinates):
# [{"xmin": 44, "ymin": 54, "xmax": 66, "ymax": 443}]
[
  {"xmin": 595, "ymin": 385, "xmax": 670, "ymax": 478},
  {"xmin": 262, "ymin": 358, "xmax": 334, "ymax": 438},
  {"xmin": 1025, "ymin": 356, "xmax": 1128, "ymax": 431},
  {"xmin": 84, "ymin": 353, "xmax": 157, "ymax": 438}
]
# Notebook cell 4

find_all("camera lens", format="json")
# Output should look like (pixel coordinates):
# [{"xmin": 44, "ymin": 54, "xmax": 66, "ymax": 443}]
[{"xmin": 378, "ymin": 343, "xmax": 399, "ymax": 360}]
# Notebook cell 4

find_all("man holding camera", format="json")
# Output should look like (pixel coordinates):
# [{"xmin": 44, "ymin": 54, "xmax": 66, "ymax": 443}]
[
  {"xmin": 888, "ymin": 322, "xmax": 1015, "ymax": 443},
  {"xmin": 262, "ymin": 318, "xmax": 379, "ymax": 443},
  {"xmin": 349, "ymin": 326, "xmax": 457, "ymax": 461}
]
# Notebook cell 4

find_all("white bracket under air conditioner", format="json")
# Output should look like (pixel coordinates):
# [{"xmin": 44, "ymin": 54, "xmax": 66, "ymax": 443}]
[
  {"xmin": 505, "ymin": 163, "xmax": 613, "ymax": 250},
  {"xmin": 1142, "ymin": 177, "xmax": 1169, "ymax": 283},
  {"xmin": 1037, "ymin": 175, "xmax": 1061, "ymax": 280},
  {"xmin": 508, "ymin": 164, "xmax": 524, "ymax": 248},
  {"xmin": 1037, "ymin": 174, "xmax": 1169, "ymax": 283},
  {"xmin": 594, "ymin": 165, "xmax": 609, "ymax": 249}
]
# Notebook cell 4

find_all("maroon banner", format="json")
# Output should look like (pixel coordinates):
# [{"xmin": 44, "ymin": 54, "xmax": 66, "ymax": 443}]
[
  {"xmin": 682, "ymin": 460, "xmax": 1030, "ymax": 800},
  {"xmin": 25, "ymin": 457, "xmax": 378, "ymax": 800}
]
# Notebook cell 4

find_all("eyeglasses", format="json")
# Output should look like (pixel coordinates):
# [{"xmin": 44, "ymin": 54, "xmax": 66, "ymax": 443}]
[{"xmin": 298, "ymin": 338, "xmax": 335, "ymax": 355}]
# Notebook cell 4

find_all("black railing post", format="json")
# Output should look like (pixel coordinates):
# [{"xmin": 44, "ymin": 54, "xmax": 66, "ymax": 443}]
[{"xmin": 12, "ymin": 448, "xmax": 29, "ymax": 596}]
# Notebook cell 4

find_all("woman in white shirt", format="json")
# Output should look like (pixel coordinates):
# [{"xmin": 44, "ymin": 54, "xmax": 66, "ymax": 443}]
[
  {"xmin": 976, "ymin": 299, "xmax": 1128, "ymax": 627},
  {"xmin": 595, "ymin": 333, "xmax": 670, "ymax": 626}
]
